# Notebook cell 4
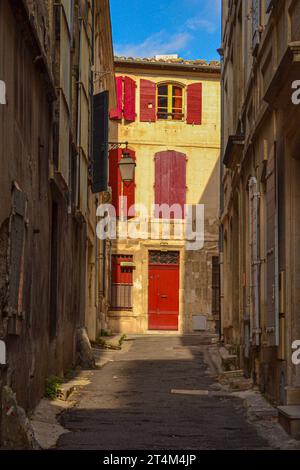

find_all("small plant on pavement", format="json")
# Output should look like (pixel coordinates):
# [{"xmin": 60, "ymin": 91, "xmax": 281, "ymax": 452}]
[
  {"xmin": 118, "ymin": 334, "xmax": 127, "ymax": 347},
  {"xmin": 45, "ymin": 376, "xmax": 62, "ymax": 400}
]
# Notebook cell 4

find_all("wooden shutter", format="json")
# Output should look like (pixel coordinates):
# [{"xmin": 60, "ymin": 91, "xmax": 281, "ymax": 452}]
[
  {"xmin": 123, "ymin": 149, "xmax": 136, "ymax": 218},
  {"xmin": 155, "ymin": 151, "xmax": 171, "ymax": 208},
  {"xmin": 109, "ymin": 76, "xmax": 123, "ymax": 120},
  {"xmin": 187, "ymin": 83, "xmax": 202, "ymax": 125},
  {"xmin": 266, "ymin": 145, "xmax": 278, "ymax": 346},
  {"xmin": 155, "ymin": 151, "xmax": 186, "ymax": 218},
  {"xmin": 124, "ymin": 76, "xmax": 136, "ymax": 122},
  {"xmin": 172, "ymin": 151, "xmax": 186, "ymax": 212},
  {"xmin": 140, "ymin": 79, "xmax": 156, "ymax": 122},
  {"xmin": 109, "ymin": 148, "xmax": 122, "ymax": 216},
  {"xmin": 92, "ymin": 91, "xmax": 109, "ymax": 193}
]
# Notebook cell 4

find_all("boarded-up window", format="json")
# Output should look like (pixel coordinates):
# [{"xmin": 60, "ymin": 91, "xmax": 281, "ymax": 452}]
[
  {"xmin": 140, "ymin": 79, "xmax": 156, "ymax": 122},
  {"xmin": 155, "ymin": 151, "xmax": 186, "ymax": 219},
  {"xmin": 187, "ymin": 83, "xmax": 202, "ymax": 125},
  {"xmin": 111, "ymin": 255, "xmax": 133, "ymax": 309}
]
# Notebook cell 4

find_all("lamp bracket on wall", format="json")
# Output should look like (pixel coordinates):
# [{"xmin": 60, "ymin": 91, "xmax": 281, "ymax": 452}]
[
  {"xmin": 107, "ymin": 141, "xmax": 129, "ymax": 151},
  {"xmin": 93, "ymin": 70, "xmax": 114, "ymax": 82}
]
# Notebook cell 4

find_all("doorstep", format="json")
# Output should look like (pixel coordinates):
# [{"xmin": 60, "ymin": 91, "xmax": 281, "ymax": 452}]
[
  {"xmin": 285, "ymin": 386, "xmax": 300, "ymax": 405},
  {"xmin": 278, "ymin": 406, "xmax": 300, "ymax": 440}
]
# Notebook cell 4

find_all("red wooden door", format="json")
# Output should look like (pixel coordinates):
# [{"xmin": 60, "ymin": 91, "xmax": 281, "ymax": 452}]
[{"xmin": 148, "ymin": 251, "xmax": 179, "ymax": 330}]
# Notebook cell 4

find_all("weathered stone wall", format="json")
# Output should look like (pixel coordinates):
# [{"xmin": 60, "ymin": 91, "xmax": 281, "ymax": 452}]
[
  {"xmin": 221, "ymin": 0, "xmax": 300, "ymax": 404},
  {"xmin": 0, "ymin": 0, "xmax": 115, "ymax": 426}
]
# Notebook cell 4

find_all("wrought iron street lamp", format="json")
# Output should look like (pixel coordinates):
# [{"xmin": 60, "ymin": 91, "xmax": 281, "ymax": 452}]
[{"xmin": 119, "ymin": 150, "xmax": 136, "ymax": 183}]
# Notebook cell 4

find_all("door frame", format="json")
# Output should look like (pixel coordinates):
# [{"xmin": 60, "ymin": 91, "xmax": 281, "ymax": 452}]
[{"xmin": 148, "ymin": 250, "xmax": 180, "ymax": 331}]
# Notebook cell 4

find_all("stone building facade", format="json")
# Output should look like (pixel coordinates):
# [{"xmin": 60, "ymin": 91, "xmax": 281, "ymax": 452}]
[
  {"xmin": 0, "ymin": 0, "xmax": 115, "ymax": 438},
  {"xmin": 108, "ymin": 57, "xmax": 221, "ymax": 334},
  {"xmin": 221, "ymin": 0, "xmax": 300, "ymax": 408}
]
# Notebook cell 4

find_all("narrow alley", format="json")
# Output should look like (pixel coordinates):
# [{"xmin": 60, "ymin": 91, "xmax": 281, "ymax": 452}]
[
  {"xmin": 2, "ymin": 0, "xmax": 300, "ymax": 457},
  {"xmin": 56, "ymin": 335, "xmax": 284, "ymax": 450}
]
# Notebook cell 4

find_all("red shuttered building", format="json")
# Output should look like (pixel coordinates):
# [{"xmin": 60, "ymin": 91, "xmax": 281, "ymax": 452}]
[{"xmin": 107, "ymin": 56, "xmax": 221, "ymax": 335}]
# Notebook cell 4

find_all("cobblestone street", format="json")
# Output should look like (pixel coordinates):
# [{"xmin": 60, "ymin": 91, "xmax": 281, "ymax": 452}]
[{"xmin": 56, "ymin": 335, "xmax": 287, "ymax": 450}]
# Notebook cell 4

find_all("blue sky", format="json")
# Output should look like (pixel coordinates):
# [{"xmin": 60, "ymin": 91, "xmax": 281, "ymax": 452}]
[{"xmin": 110, "ymin": 0, "xmax": 221, "ymax": 62}]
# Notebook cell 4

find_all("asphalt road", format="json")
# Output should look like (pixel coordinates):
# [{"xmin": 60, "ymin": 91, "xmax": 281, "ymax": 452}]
[{"xmin": 57, "ymin": 335, "xmax": 271, "ymax": 450}]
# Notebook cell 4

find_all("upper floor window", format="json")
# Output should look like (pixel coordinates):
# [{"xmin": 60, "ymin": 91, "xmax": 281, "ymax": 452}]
[{"xmin": 157, "ymin": 84, "xmax": 183, "ymax": 120}]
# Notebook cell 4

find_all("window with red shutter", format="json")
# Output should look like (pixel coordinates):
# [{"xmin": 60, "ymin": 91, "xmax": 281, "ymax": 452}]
[
  {"xmin": 155, "ymin": 151, "xmax": 186, "ymax": 219},
  {"xmin": 157, "ymin": 83, "xmax": 184, "ymax": 120},
  {"xmin": 109, "ymin": 148, "xmax": 122, "ymax": 216},
  {"xmin": 123, "ymin": 149, "xmax": 136, "ymax": 218},
  {"xmin": 187, "ymin": 83, "xmax": 202, "ymax": 125},
  {"xmin": 111, "ymin": 255, "xmax": 133, "ymax": 309},
  {"xmin": 109, "ymin": 76, "xmax": 123, "ymax": 120},
  {"xmin": 109, "ymin": 148, "xmax": 136, "ymax": 218},
  {"xmin": 140, "ymin": 79, "xmax": 156, "ymax": 122},
  {"xmin": 124, "ymin": 77, "xmax": 136, "ymax": 122}
]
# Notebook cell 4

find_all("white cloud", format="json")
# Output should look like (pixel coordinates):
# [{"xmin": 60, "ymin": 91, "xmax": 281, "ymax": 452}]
[
  {"xmin": 115, "ymin": 31, "xmax": 192, "ymax": 58},
  {"xmin": 186, "ymin": 18, "xmax": 217, "ymax": 34},
  {"xmin": 186, "ymin": 0, "xmax": 221, "ymax": 34}
]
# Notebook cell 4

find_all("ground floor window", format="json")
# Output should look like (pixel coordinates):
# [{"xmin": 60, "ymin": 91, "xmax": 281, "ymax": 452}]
[{"xmin": 110, "ymin": 254, "xmax": 133, "ymax": 310}]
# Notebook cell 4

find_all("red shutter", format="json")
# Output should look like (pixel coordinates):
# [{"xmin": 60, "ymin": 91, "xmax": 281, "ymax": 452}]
[
  {"xmin": 124, "ymin": 77, "xmax": 136, "ymax": 122},
  {"xmin": 155, "ymin": 151, "xmax": 171, "ymax": 207},
  {"xmin": 155, "ymin": 151, "xmax": 186, "ymax": 219},
  {"xmin": 172, "ymin": 151, "xmax": 186, "ymax": 213},
  {"xmin": 109, "ymin": 148, "xmax": 122, "ymax": 216},
  {"xmin": 112, "ymin": 255, "xmax": 133, "ymax": 284},
  {"xmin": 109, "ymin": 76, "xmax": 123, "ymax": 120},
  {"xmin": 187, "ymin": 83, "xmax": 202, "ymax": 125},
  {"xmin": 140, "ymin": 79, "xmax": 156, "ymax": 122},
  {"xmin": 124, "ymin": 149, "xmax": 136, "ymax": 218}
]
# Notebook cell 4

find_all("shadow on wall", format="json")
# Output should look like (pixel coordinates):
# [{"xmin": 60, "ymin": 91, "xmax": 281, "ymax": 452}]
[{"xmin": 183, "ymin": 155, "xmax": 221, "ymax": 335}]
